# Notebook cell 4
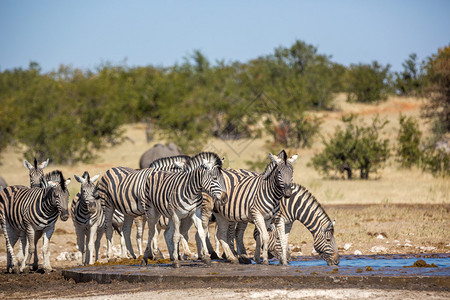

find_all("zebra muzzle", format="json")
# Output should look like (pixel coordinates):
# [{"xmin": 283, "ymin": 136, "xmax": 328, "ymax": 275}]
[{"xmin": 60, "ymin": 209, "xmax": 69, "ymax": 221}]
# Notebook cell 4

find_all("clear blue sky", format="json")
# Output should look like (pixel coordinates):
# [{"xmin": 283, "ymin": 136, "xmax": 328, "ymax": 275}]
[{"xmin": 0, "ymin": 0, "xmax": 449, "ymax": 73}]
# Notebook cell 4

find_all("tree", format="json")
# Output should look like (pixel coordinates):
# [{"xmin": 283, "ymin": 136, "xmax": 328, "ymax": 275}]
[
  {"xmin": 422, "ymin": 45, "xmax": 450, "ymax": 135},
  {"xmin": 396, "ymin": 114, "xmax": 422, "ymax": 168},
  {"xmin": 394, "ymin": 53, "xmax": 425, "ymax": 96},
  {"xmin": 311, "ymin": 115, "xmax": 390, "ymax": 179},
  {"xmin": 346, "ymin": 61, "xmax": 392, "ymax": 103}
]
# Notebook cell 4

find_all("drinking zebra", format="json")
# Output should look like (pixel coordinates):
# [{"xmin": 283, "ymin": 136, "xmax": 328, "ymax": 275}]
[
  {"xmin": 0, "ymin": 170, "xmax": 70, "ymax": 273},
  {"xmin": 97, "ymin": 155, "xmax": 190, "ymax": 260},
  {"xmin": 143, "ymin": 152, "xmax": 228, "ymax": 268},
  {"xmin": 250, "ymin": 183, "xmax": 339, "ymax": 265},
  {"xmin": 205, "ymin": 150, "xmax": 297, "ymax": 265},
  {"xmin": 23, "ymin": 158, "xmax": 49, "ymax": 188},
  {"xmin": 71, "ymin": 171, "xmax": 102, "ymax": 265}
]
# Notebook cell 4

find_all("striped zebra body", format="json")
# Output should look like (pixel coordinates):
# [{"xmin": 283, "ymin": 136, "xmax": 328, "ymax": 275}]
[
  {"xmin": 97, "ymin": 155, "xmax": 190, "ymax": 260},
  {"xmin": 0, "ymin": 171, "xmax": 70, "ymax": 273},
  {"xmin": 208, "ymin": 150, "xmax": 297, "ymax": 265},
  {"xmin": 71, "ymin": 172, "xmax": 102, "ymax": 265},
  {"xmin": 271, "ymin": 183, "xmax": 339, "ymax": 265},
  {"xmin": 143, "ymin": 152, "xmax": 227, "ymax": 268}
]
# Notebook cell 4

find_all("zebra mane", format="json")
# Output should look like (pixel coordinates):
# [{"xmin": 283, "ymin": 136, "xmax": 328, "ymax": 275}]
[
  {"xmin": 45, "ymin": 170, "xmax": 67, "ymax": 191},
  {"xmin": 184, "ymin": 152, "xmax": 223, "ymax": 172},
  {"xmin": 292, "ymin": 183, "xmax": 332, "ymax": 225},
  {"xmin": 148, "ymin": 155, "xmax": 191, "ymax": 169},
  {"xmin": 33, "ymin": 157, "xmax": 38, "ymax": 168}
]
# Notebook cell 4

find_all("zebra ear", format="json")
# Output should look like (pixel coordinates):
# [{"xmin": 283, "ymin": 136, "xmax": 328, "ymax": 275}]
[
  {"xmin": 24, "ymin": 160, "xmax": 33, "ymax": 170},
  {"xmin": 287, "ymin": 154, "xmax": 298, "ymax": 164},
  {"xmin": 90, "ymin": 174, "xmax": 100, "ymax": 183},
  {"xmin": 268, "ymin": 153, "xmax": 282, "ymax": 164},
  {"xmin": 74, "ymin": 174, "xmax": 86, "ymax": 184},
  {"xmin": 38, "ymin": 158, "xmax": 49, "ymax": 169},
  {"xmin": 65, "ymin": 179, "xmax": 71, "ymax": 187}
]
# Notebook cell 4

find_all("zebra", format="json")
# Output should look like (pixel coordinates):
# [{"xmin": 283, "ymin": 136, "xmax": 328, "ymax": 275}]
[
  {"xmin": 0, "ymin": 170, "xmax": 70, "ymax": 273},
  {"xmin": 142, "ymin": 152, "xmax": 228, "ymax": 268},
  {"xmin": 71, "ymin": 171, "xmax": 102, "ymax": 265},
  {"xmin": 23, "ymin": 158, "xmax": 49, "ymax": 188},
  {"xmin": 248, "ymin": 183, "xmax": 339, "ymax": 265},
  {"xmin": 97, "ymin": 155, "xmax": 190, "ymax": 260},
  {"xmin": 205, "ymin": 150, "xmax": 297, "ymax": 265}
]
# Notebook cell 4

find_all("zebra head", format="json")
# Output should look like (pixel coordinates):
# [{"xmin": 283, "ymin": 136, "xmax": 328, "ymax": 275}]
[
  {"xmin": 314, "ymin": 220, "xmax": 340, "ymax": 266},
  {"xmin": 190, "ymin": 152, "xmax": 228, "ymax": 205},
  {"xmin": 46, "ymin": 170, "xmax": 71, "ymax": 221},
  {"xmin": 74, "ymin": 171, "xmax": 101, "ymax": 214},
  {"xmin": 24, "ymin": 158, "xmax": 49, "ymax": 188},
  {"xmin": 268, "ymin": 150, "xmax": 298, "ymax": 198}
]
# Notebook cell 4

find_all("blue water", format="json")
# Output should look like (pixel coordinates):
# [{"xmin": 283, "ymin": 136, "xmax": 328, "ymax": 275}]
[{"xmin": 288, "ymin": 256, "xmax": 450, "ymax": 268}]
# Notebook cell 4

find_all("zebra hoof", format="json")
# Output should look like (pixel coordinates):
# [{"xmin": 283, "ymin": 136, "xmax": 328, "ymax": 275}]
[
  {"xmin": 140, "ymin": 258, "xmax": 148, "ymax": 266},
  {"xmin": 210, "ymin": 251, "xmax": 220, "ymax": 260},
  {"xmin": 230, "ymin": 259, "xmax": 239, "ymax": 265},
  {"xmin": 173, "ymin": 261, "xmax": 181, "ymax": 268},
  {"xmin": 238, "ymin": 256, "xmax": 252, "ymax": 264},
  {"xmin": 202, "ymin": 257, "xmax": 211, "ymax": 266}
]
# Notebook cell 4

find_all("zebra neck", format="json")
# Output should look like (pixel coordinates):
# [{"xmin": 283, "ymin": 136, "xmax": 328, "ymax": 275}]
[
  {"xmin": 263, "ymin": 169, "xmax": 284, "ymax": 202},
  {"xmin": 180, "ymin": 168, "xmax": 204, "ymax": 200},
  {"xmin": 40, "ymin": 192, "xmax": 59, "ymax": 217},
  {"xmin": 288, "ymin": 187, "xmax": 331, "ymax": 236}
]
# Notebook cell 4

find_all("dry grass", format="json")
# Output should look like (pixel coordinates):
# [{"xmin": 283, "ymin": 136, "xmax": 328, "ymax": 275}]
[{"xmin": 0, "ymin": 95, "xmax": 448, "ymax": 257}]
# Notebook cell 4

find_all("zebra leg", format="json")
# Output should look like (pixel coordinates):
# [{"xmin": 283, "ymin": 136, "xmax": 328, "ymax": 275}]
[
  {"xmin": 3, "ymin": 223, "xmax": 19, "ymax": 273},
  {"xmin": 87, "ymin": 224, "xmax": 99, "ymax": 265},
  {"xmin": 253, "ymin": 215, "xmax": 270, "ymax": 265},
  {"xmin": 33, "ymin": 230, "xmax": 44, "ymax": 271},
  {"xmin": 214, "ymin": 223, "xmax": 221, "ymax": 255},
  {"xmin": 163, "ymin": 222, "xmax": 174, "ymax": 260},
  {"xmin": 42, "ymin": 227, "xmax": 55, "ymax": 272},
  {"xmin": 192, "ymin": 211, "xmax": 211, "ymax": 266},
  {"xmin": 235, "ymin": 222, "xmax": 252, "ymax": 264},
  {"xmin": 171, "ymin": 213, "xmax": 182, "ymax": 268},
  {"xmin": 21, "ymin": 227, "xmax": 35, "ymax": 273},
  {"xmin": 134, "ymin": 215, "xmax": 146, "ymax": 257},
  {"xmin": 205, "ymin": 229, "xmax": 218, "ymax": 260},
  {"xmin": 94, "ymin": 226, "xmax": 104, "ymax": 262},
  {"xmin": 275, "ymin": 217, "xmax": 288, "ymax": 265},
  {"xmin": 17, "ymin": 233, "xmax": 25, "ymax": 264},
  {"xmin": 104, "ymin": 206, "xmax": 115, "ymax": 261},
  {"xmin": 142, "ymin": 208, "xmax": 159, "ymax": 265},
  {"xmin": 122, "ymin": 215, "xmax": 136, "ymax": 259},
  {"xmin": 75, "ymin": 225, "xmax": 85, "ymax": 265},
  {"xmin": 214, "ymin": 214, "xmax": 238, "ymax": 264},
  {"xmin": 227, "ymin": 222, "xmax": 238, "ymax": 256}
]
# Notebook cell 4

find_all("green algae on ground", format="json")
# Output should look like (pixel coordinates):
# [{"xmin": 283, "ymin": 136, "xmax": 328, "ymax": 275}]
[{"xmin": 404, "ymin": 259, "xmax": 438, "ymax": 268}]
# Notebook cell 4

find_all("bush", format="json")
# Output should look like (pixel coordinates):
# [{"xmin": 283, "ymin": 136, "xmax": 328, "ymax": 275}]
[
  {"xmin": 396, "ymin": 114, "xmax": 422, "ymax": 168},
  {"xmin": 311, "ymin": 114, "xmax": 390, "ymax": 179},
  {"xmin": 346, "ymin": 61, "xmax": 392, "ymax": 103},
  {"xmin": 394, "ymin": 53, "xmax": 425, "ymax": 96}
]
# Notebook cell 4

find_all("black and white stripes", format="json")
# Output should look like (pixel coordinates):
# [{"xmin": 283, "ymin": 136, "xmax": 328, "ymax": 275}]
[{"xmin": 0, "ymin": 170, "xmax": 70, "ymax": 273}]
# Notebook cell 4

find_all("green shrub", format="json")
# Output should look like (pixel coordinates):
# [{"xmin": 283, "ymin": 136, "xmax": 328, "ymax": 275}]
[
  {"xmin": 311, "ymin": 114, "xmax": 390, "ymax": 179},
  {"xmin": 345, "ymin": 61, "xmax": 392, "ymax": 103},
  {"xmin": 396, "ymin": 114, "xmax": 422, "ymax": 168}
]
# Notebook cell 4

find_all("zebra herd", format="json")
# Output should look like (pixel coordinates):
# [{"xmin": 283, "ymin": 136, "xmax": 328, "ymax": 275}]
[{"xmin": 0, "ymin": 150, "xmax": 339, "ymax": 273}]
